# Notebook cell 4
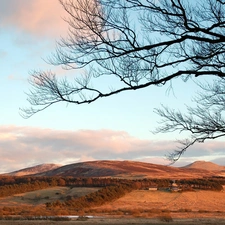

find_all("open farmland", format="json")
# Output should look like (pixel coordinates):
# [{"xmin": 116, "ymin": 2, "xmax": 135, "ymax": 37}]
[
  {"xmin": 0, "ymin": 187, "xmax": 99, "ymax": 206},
  {"xmin": 1, "ymin": 186, "xmax": 225, "ymax": 221},
  {"xmin": 0, "ymin": 161, "xmax": 225, "ymax": 223},
  {"xmin": 93, "ymin": 189, "xmax": 225, "ymax": 219}
]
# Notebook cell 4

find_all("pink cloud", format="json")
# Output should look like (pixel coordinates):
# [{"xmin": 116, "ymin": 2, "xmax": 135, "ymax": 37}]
[
  {"xmin": 0, "ymin": 125, "xmax": 224, "ymax": 173},
  {"xmin": 1, "ymin": 0, "xmax": 67, "ymax": 37}
]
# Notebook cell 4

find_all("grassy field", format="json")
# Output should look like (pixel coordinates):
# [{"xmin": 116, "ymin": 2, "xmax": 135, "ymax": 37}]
[
  {"xmin": 0, "ymin": 187, "xmax": 99, "ymax": 206},
  {"xmin": 1, "ymin": 186, "xmax": 225, "ymax": 222},
  {"xmin": 92, "ymin": 189, "xmax": 225, "ymax": 219},
  {"xmin": 97, "ymin": 189, "xmax": 225, "ymax": 212}
]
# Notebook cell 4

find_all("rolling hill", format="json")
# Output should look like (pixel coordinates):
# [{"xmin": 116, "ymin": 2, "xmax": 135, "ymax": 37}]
[
  {"xmin": 5, "ymin": 160, "xmax": 224, "ymax": 179},
  {"xmin": 7, "ymin": 163, "xmax": 62, "ymax": 176},
  {"xmin": 183, "ymin": 160, "xmax": 225, "ymax": 171}
]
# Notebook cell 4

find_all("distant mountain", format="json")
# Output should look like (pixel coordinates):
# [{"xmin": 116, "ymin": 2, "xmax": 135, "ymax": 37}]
[
  {"xmin": 183, "ymin": 161, "xmax": 225, "ymax": 171},
  {"xmin": 36, "ymin": 160, "xmax": 220, "ymax": 179},
  {"xmin": 7, "ymin": 163, "xmax": 62, "ymax": 176},
  {"xmin": 4, "ymin": 160, "xmax": 224, "ymax": 179}
]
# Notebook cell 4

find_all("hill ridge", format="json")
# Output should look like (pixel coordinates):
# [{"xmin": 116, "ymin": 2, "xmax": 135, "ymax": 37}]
[
  {"xmin": 183, "ymin": 160, "xmax": 225, "ymax": 171},
  {"xmin": 7, "ymin": 163, "xmax": 62, "ymax": 176},
  {"xmin": 3, "ymin": 160, "xmax": 225, "ymax": 179}
]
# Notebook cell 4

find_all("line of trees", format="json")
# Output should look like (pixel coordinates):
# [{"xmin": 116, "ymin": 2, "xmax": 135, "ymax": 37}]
[
  {"xmin": 0, "ymin": 175, "xmax": 223, "ymax": 198},
  {"xmin": 46, "ymin": 184, "xmax": 135, "ymax": 209},
  {"xmin": 177, "ymin": 178, "xmax": 224, "ymax": 191}
]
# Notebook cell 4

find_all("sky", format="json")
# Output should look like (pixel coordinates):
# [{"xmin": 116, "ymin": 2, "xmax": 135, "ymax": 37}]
[{"xmin": 0, "ymin": 0, "xmax": 224, "ymax": 173}]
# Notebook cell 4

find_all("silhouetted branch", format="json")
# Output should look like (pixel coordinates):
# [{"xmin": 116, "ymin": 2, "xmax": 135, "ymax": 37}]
[
  {"xmin": 154, "ymin": 78, "xmax": 225, "ymax": 162},
  {"xmin": 21, "ymin": 0, "xmax": 225, "ymax": 161}
]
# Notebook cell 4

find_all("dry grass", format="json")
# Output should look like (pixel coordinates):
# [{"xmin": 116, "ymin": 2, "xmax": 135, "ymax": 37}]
[
  {"xmin": 1, "ymin": 186, "xmax": 225, "ymax": 220},
  {"xmin": 0, "ymin": 187, "xmax": 99, "ymax": 206},
  {"xmin": 93, "ymin": 189, "xmax": 225, "ymax": 218}
]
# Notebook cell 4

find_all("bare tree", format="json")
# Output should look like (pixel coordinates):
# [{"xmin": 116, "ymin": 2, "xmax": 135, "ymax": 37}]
[
  {"xmin": 22, "ymin": 0, "xmax": 225, "ymax": 160},
  {"xmin": 154, "ymin": 77, "xmax": 225, "ymax": 162}
]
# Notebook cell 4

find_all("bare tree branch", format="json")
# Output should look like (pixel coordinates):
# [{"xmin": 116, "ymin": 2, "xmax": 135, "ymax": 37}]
[
  {"xmin": 21, "ymin": 0, "xmax": 225, "ymax": 161},
  {"xmin": 154, "ymin": 78, "xmax": 225, "ymax": 162}
]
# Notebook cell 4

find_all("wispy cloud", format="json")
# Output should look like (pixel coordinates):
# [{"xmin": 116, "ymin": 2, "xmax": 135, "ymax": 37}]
[
  {"xmin": 0, "ymin": 126, "xmax": 165, "ymax": 172},
  {"xmin": 0, "ymin": 125, "xmax": 224, "ymax": 173},
  {"xmin": 0, "ymin": 0, "xmax": 83, "ymax": 81},
  {"xmin": 0, "ymin": 0, "xmax": 67, "ymax": 38}
]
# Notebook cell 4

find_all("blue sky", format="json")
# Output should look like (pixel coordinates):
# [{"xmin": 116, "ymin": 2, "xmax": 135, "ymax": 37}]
[{"xmin": 0, "ymin": 0, "xmax": 224, "ymax": 173}]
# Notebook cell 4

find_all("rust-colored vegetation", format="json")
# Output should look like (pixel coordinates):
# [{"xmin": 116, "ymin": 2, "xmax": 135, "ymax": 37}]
[{"xmin": 0, "ymin": 174, "xmax": 224, "ymax": 218}]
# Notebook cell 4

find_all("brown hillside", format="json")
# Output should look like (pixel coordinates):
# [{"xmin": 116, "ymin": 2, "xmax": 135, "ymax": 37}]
[
  {"xmin": 183, "ymin": 161, "xmax": 225, "ymax": 171},
  {"xmin": 7, "ymin": 164, "xmax": 62, "ymax": 176},
  {"xmin": 37, "ymin": 160, "xmax": 219, "ymax": 179}
]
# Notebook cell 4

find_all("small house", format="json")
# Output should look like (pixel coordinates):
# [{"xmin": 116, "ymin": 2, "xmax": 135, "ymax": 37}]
[
  {"xmin": 148, "ymin": 186, "xmax": 158, "ymax": 191},
  {"xmin": 171, "ymin": 180, "xmax": 180, "ymax": 192}
]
